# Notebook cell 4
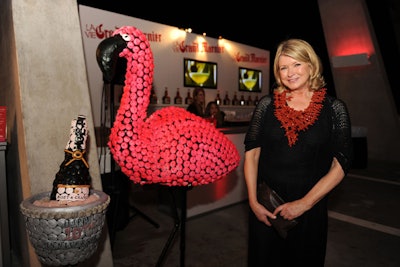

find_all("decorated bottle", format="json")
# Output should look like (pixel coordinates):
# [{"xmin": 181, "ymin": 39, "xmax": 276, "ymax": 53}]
[{"xmin": 50, "ymin": 115, "xmax": 91, "ymax": 201}]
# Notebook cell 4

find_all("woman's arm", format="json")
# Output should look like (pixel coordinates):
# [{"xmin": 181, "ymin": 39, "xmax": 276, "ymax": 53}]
[
  {"xmin": 274, "ymin": 157, "xmax": 345, "ymax": 220},
  {"xmin": 244, "ymin": 148, "xmax": 276, "ymax": 225},
  {"xmin": 243, "ymin": 95, "xmax": 274, "ymax": 225},
  {"xmin": 301, "ymin": 157, "xmax": 345, "ymax": 207},
  {"xmin": 244, "ymin": 148, "xmax": 260, "ymax": 205}
]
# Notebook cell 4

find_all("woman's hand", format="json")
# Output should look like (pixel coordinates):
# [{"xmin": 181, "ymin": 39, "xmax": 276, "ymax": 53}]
[
  {"xmin": 273, "ymin": 199, "xmax": 309, "ymax": 221},
  {"xmin": 250, "ymin": 201, "xmax": 277, "ymax": 226}
]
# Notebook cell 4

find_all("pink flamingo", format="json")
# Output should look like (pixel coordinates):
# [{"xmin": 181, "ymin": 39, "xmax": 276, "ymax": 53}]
[{"xmin": 96, "ymin": 26, "xmax": 240, "ymax": 187}]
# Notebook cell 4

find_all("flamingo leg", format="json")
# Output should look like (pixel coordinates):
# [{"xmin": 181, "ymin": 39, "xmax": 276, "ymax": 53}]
[{"xmin": 156, "ymin": 187, "xmax": 188, "ymax": 267}]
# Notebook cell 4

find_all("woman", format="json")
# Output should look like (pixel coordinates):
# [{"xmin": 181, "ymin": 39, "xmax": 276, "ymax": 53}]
[
  {"xmin": 205, "ymin": 101, "xmax": 225, "ymax": 128},
  {"xmin": 186, "ymin": 87, "xmax": 205, "ymax": 117},
  {"xmin": 244, "ymin": 39, "xmax": 353, "ymax": 266}
]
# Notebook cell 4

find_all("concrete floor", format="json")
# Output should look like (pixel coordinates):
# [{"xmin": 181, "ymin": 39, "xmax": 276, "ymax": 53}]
[{"xmin": 109, "ymin": 160, "xmax": 400, "ymax": 267}]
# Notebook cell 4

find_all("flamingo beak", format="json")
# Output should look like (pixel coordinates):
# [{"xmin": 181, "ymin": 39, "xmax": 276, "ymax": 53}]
[{"xmin": 96, "ymin": 34, "xmax": 127, "ymax": 84}]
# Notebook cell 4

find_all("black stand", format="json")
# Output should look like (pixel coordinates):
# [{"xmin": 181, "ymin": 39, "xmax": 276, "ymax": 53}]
[
  {"xmin": 156, "ymin": 187, "xmax": 189, "ymax": 267},
  {"xmin": 102, "ymin": 83, "xmax": 159, "ymax": 250}
]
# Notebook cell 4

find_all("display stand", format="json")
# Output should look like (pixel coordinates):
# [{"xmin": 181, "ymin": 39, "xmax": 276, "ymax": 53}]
[
  {"xmin": 156, "ymin": 187, "xmax": 189, "ymax": 267},
  {"xmin": 0, "ymin": 142, "xmax": 10, "ymax": 267},
  {"xmin": 103, "ymin": 83, "xmax": 159, "ymax": 249}
]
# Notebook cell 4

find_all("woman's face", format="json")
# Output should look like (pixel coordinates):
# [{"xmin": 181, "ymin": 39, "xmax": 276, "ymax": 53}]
[
  {"xmin": 196, "ymin": 90, "xmax": 205, "ymax": 103},
  {"xmin": 278, "ymin": 55, "xmax": 311, "ymax": 91},
  {"xmin": 209, "ymin": 104, "xmax": 218, "ymax": 116}
]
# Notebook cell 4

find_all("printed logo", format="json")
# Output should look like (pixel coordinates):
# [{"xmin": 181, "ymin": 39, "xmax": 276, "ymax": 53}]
[
  {"xmin": 83, "ymin": 24, "xmax": 162, "ymax": 43},
  {"xmin": 173, "ymin": 40, "xmax": 224, "ymax": 54},
  {"xmin": 235, "ymin": 52, "xmax": 268, "ymax": 63},
  {"xmin": 83, "ymin": 24, "xmax": 115, "ymax": 39}
]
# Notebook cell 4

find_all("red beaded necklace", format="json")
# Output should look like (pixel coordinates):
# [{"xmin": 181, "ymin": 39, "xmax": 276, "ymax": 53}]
[{"xmin": 274, "ymin": 88, "xmax": 326, "ymax": 147}]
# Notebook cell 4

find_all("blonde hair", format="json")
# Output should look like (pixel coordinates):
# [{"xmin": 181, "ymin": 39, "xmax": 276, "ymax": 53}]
[{"xmin": 273, "ymin": 39, "xmax": 326, "ymax": 92}]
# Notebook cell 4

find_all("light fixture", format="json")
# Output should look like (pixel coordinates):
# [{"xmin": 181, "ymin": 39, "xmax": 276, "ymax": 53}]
[{"xmin": 331, "ymin": 53, "xmax": 370, "ymax": 68}]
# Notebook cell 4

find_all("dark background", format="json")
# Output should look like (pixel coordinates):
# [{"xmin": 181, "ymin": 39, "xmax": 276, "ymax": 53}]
[{"xmin": 77, "ymin": 0, "xmax": 400, "ymax": 110}]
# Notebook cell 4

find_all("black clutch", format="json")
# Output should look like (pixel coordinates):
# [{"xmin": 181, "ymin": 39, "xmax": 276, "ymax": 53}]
[{"xmin": 257, "ymin": 182, "xmax": 298, "ymax": 238}]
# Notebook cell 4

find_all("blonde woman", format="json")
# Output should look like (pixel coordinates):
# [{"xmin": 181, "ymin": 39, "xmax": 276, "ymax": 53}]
[{"xmin": 244, "ymin": 39, "xmax": 353, "ymax": 266}]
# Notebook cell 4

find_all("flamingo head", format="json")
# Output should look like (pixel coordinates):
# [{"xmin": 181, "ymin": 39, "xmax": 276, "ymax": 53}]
[{"xmin": 96, "ymin": 26, "xmax": 154, "ymax": 86}]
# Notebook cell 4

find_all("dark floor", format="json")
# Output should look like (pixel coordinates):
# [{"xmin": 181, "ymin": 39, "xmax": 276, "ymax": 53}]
[{"xmin": 110, "ymin": 160, "xmax": 400, "ymax": 267}]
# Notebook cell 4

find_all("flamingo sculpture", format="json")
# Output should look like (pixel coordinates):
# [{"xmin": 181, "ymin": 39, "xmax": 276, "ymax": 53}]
[{"xmin": 96, "ymin": 26, "xmax": 240, "ymax": 187}]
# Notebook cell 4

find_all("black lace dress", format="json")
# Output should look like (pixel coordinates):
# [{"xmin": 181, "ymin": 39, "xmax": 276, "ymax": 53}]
[{"xmin": 244, "ymin": 93, "xmax": 353, "ymax": 266}]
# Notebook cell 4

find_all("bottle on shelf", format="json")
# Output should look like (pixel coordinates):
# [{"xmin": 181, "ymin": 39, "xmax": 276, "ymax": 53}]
[
  {"xmin": 223, "ymin": 92, "xmax": 230, "ymax": 106},
  {"xmin": 150, "ymin": 87, "xmax": 158, "ymax": 104},
  {"xmin": 174, "ymin": 87, "xmax": 183, "ymax": 105},
  {"xmin": 162, "ymin": 87, "xmax": 171, "ymax": 104},
  {"xmin": 254, "ymin": 95, "xmax": 259, "ymax": 106},
  {"xmin": 240, "ymin": 94, "xmax": 246, "ymax": 106},
  {"xmin": 232, "ymin": 92, "xmax": 239, "ymax": 106},
  {"xmin": 246, "ymin": 95, "xmax": 253, "ymax": 106},
  {"xmin": 215, "ymin": 90, "xmax": 222, "ymax": 105},
  {"xmin": 185, "ymin": 88, "xmax": 193, "ymax": 105}
]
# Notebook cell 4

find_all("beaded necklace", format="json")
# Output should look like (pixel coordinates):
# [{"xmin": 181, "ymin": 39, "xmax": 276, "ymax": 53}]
[{"xmin": 274, "ymin": 88, "xmax": 326, "ymax": 147}]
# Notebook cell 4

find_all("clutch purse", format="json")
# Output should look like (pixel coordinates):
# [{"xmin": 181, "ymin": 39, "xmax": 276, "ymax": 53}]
[{"xmin": 257, "ymin": 182, "xmax": 298, "ymax": 238}]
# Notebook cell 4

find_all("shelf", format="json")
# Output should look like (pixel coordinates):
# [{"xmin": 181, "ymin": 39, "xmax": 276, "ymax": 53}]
[
  {"xmin": 148, "ymin": 104, "xmax": 256, "ymax": 109},
  {"xmin": 146, "ymin": 104, "xmax": 255, "ymax": 123}
]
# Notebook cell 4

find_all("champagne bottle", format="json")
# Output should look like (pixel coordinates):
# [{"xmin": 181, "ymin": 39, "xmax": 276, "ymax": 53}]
[
  {"xmin": 162, "ymin": 87, "xmax": 171, "ymax": 104},
  {"xmin": 174, "ymin": 87, "xmax": 183, "ymax": 105},
  {"xmin": 254, "ymin": 95, "xmax": 259, "ymax": 106},
  {"xmin": 50, "ymin": 115, "xmax": 91, "ymax": 201}
]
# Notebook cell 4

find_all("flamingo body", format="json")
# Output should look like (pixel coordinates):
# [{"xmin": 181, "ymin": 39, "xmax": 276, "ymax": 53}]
[{"xmin": 97, "ymin": 26, "xmax": 240, "ymax": 187}]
